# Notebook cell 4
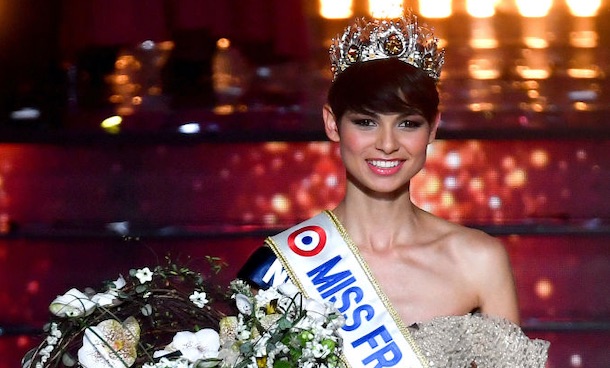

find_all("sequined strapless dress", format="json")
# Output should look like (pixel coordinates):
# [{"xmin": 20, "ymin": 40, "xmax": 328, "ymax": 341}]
[{"xmin": 409, "ymin": 314, "xmax": 549, "ymax": 368}]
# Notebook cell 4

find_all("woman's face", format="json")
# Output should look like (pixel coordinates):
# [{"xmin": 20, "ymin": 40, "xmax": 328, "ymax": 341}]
[{"xmin": 323, "ymin": 106, "xmax": 439, "ymax": 195}]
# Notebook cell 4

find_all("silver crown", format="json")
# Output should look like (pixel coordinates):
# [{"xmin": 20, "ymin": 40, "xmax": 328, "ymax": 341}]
[{"xmin": 329, "ymin": 13, "xmax": 445, "ymax": 81}]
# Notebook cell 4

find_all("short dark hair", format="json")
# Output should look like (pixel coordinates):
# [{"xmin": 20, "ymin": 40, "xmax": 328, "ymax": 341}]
[{"xmin": 327, "ymin": 58, "xmax": 439, "ymax": 123}]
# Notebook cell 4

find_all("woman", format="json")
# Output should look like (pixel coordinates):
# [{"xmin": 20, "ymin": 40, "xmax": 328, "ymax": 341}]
[{"xmin": 240, "ymin": 13, "xmax": 549, "ymax": 367}]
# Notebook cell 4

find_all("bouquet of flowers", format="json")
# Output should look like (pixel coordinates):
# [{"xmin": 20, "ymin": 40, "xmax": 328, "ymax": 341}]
[
  {"xmin": 217, "ymin": 280, "xmax": 346, "ymax": 368},
  {"xmin": 22, "ymin": 257, "xmax": 346, "ymax": 368},
  {"xmin": 22, "ymin": 256, "xmax": 228, "ymax": 368}
]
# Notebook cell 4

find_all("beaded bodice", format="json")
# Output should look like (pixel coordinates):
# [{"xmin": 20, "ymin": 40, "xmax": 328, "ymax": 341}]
[{"xmin": 409, "ymin": 314, "xmax": 549, "ymax": 368}]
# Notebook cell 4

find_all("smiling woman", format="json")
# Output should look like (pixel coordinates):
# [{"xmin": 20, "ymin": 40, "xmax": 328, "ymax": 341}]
[{"xmin": 238, "ymin": 12, "xmax": 549, "ymax": 368}]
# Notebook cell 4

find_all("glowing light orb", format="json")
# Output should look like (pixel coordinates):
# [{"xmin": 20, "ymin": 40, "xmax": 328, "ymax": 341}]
[
  {"xmin": 535, "ymin": 278, "xmax": 554, "ymax": 299},
  {"xmin": 530, "ymin": 150, "xmax": 549, "ymax": 168}
]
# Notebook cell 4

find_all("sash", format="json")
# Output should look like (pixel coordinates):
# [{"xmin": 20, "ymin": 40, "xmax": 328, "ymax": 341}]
[{"xmin": 264, "ymin": 211, "xmax": 427, "ymax": 368}]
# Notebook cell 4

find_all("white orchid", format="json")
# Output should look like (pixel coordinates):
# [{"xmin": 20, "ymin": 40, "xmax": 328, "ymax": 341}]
[
  {"xmin": 77, "ymin": 317, "xmax": 140, "ymax": 368},
  {"xmin": 91, "ymin": 275, "xmax": 126, "ymax": 307},
  {"xmin": 154, "ymin": 329, "xmax": 220, "ymax": 363},
  {"xmin": 49, "ymin": 288, "xmax": 96, "ymax": 318},
  {"xmin": 111, "ymin": 275, "xmax": 127, "ymax": 289},
  {"xmin": 90, "ymin": 292, "xmax": 119, "ymax": 307}
]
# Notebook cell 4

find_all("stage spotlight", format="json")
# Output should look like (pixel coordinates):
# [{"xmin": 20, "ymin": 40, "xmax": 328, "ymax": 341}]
[{"xmin": 320, "ymin": 0, "xmax": 353, "ymax": 19}]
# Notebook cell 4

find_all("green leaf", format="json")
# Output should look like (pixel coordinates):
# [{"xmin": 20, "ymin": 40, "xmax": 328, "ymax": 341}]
[
  {"xmin": 322, "ymin": 338, "xmax": 336, "ymax": 352},
  {"xmin": 273, "ymin": 360, "xmax": 292, "ymax": 368},
  {"xmin": 276, "ymin": 317, "xmax": 292, "ymax": 330},
  {"xmin": 194, "ymin": 358, "xmax": 222, "ymax": 367},
  {"xmin": 239, "ymin": 342, "xmax": 254, "ymax": 354},
  {"xmin": 135, "ymin": 285, "xmax": 148, "ymax": 294},
  {"xmin": 61, "ymin": 352, "xmax": 77, "ymax": 366},
  {"xmin": 141, "ymin": 304, "xmax": 153, "ymax": 316},
  {"xmin": 20, "ymin": 348, "xmax": 36, "ymax": 368}
]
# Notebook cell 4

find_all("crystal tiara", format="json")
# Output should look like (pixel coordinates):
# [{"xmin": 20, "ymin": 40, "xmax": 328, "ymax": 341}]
[{"xmin": 329, "ymin": 13, "xmax": 445, "ymax": 81}]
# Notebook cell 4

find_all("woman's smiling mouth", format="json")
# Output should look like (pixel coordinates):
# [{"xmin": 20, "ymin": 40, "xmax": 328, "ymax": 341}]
[{"xmin": 367, "ymin": 159, "xmax": 404, "ymax": 174}]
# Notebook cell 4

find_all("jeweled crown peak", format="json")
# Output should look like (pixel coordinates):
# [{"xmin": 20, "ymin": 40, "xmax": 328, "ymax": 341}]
[{"xmin": 329, "ymin": 12, "xmax": 445, "ymax": 82}]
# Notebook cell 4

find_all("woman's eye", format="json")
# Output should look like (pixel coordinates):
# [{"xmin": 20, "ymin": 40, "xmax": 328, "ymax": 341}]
[
  {"xmin": 399, "ymin": 119, "xmax": 424, "ymax": 128},
  {"xmin": 353, "ymin": 119, "xmax": 375, "ymax": 127}
]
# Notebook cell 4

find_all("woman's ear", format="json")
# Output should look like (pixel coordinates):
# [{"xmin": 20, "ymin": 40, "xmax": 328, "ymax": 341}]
[
  {"xmin": 428, "ymin": 113, "xmax": 441, "ymax": 144},
  {"xmin": 323, "ymin": 104, "xmax": 340, "ymax": 142}
]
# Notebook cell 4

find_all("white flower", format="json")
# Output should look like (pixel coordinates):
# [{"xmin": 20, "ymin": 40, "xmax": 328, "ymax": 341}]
[
  {"xmin": 135, "ymin": 267, "xmax": 153, "ymax": 284},
  {"xmin": 252, "ymin": 334, "xmax": 268, "ymax": 357},
  {"xmin": 155, "ymin": 329, "xmax": 220, "ymax": 363},
  {"xmin": 91, "ymin": 275, "xmax": 126, "ymax": 307},
  {"xmin": 112, "ymin": 275, "xmax": 126, "ymax": 289},
  {"xmin": 229, "ymin": 279, "xmax": 252, "ymax": 295},
  {"xmin": 219, "ymin": 316, "xmax": 238, "ymax": 344},
  {"xmin": 189, "ymin": 290, "xmax": 209, "ymax": 308},
  {"xmin": 276, "ymin": 293, "xmax": 302, "ymax": 314},
  {"xmin": 237, "ymin": 328, "xmax": 251, "ymax": 341},
  {"xmin": 254, "ymin": 288, "xmax": 282, "ymax": 308},
  {"xmin": 234, "ymin": 294, "xmax": 252, "ymax": 315},
  {"xmin": 311, "ymin": 342, "xmax": 331, "ymax": 358},
  {"xmin": 91, "ymin": 291, "xmax": 119, "ymax": 307},
  {"xmin": 40, "ymin": 344, "xmax": 54, "ymax": 356},
  {"xmin": 77, "ymin": 317, "xmax": 140, "ymax": 368},
  {"xmin": 50, "ymin": 323, "xmax": 62, "ymax": 338},
  {"xmin": 327, "ymin": 312, "xmax": 345, "ymax": 330},
  {"xmin": 144, "ymin": 357, "xmax": 195, "ymax": 368},
  {"xmin": 217, "ymin": 346, "xmax": 240, "ymax": 367},
  {"xmin": 278, "ymin": 282, "xmax": 299, "ymax": 298},
  {"xmin": 304, "ymin": 298, "xmax": 326, "ymax": 314},
  {"xmin": 49, "ymin": 288, "xmax": 96, "ymax": 318}
]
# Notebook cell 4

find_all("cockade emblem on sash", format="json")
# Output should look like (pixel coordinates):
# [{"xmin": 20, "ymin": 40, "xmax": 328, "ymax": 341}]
[{"xmin": 287, "ymin": 226, "xmax": 327, "ymax": 257}]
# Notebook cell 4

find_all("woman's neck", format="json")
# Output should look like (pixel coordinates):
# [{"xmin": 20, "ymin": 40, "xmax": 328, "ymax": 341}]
[{"xmin": 331, "ymin": 187, "xmax": 423, "ymax": 251}]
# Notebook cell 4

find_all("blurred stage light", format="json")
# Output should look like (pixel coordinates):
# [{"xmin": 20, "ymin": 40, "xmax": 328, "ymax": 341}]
[
  {"xmin": 469, "ymin": 18, "xmax": 499, "ymax": 49},
  {"xmin": 101, "ymin": 116, "xmax": 122, "ymax": 133},
  {"xmin": 515, "ymin": 0, "xmax": 553, "ymax": 17},
  {"xmin": 10, "ymin": 107, "xmax": 41, "ymax": 121},
  {"xmin": 419, "ymin": 0, "xmax": 452, "ymax": 18},
  {"xmin": 178, "ymin": 123, "xmax": 201, "ymax": 134},
  {"xmin": 566, "ymin": 0, "xmax": 602, "ymax": 17},
  {"xmin": 369, "ymin": 0, "xmax": 404, "ymax": 18},
  {"xmin": 466, "ymin": 0, "xmax": 496, "ymax": 18},
  {"xmin": 320, "ymin": 0, "xmax": 353, "ymax": 19}
]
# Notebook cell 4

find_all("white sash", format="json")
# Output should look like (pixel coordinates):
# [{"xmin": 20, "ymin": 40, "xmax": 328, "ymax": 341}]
[{"xmin": 265, "ymin": 211, "xmax": 427, "ymax": 368}]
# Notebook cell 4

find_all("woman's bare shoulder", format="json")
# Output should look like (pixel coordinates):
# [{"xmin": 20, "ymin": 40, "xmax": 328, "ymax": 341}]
[
  {"xmin": 429, "ymin": 215, "xmax": 514, "ymax": 291},
  {"xmin": 418, "ymin": 210, "xmax": 519, "ymax": 322},
  {"xmin": 421, "ymin": 210, "xmax": 507, "ymax": 261}
]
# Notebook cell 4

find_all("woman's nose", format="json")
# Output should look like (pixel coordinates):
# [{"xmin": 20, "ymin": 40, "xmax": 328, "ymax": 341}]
[{"xmin": 375, "ymin": 126, "xmax": 399, "ymax": 154}]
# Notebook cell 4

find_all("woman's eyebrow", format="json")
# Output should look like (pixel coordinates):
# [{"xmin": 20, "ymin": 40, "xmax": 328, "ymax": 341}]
[
  {"xmin": 346, "ymin": 111, "xmax": 377, "ymax": 118},
  {"xmin": 348, "ymin": 108, "xmax": 424, "ymax": 119}
]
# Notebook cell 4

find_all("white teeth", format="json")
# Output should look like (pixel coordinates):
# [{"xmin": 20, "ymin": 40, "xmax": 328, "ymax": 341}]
[{"xmin": 369, "ymin": 160, "xmax": 400, "ymax": 168}]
